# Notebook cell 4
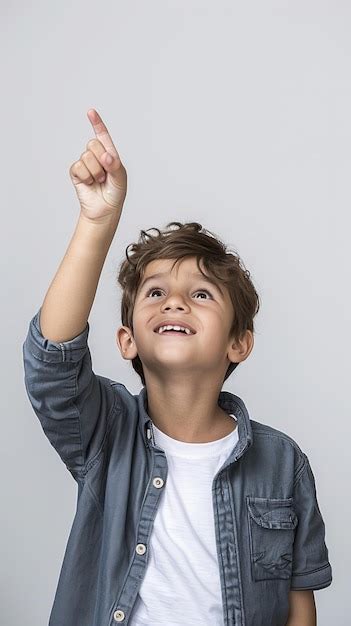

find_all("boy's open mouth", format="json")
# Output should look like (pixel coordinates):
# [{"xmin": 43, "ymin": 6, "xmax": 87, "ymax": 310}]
[{"xmin": 153, "ymin": 322, "xmax": 196, "ymax": 335}]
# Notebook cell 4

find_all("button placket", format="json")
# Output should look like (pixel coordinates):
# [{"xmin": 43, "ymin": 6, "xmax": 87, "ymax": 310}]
[
  {"xmin": 135, "ymin": 476, "xmax": 164, "ymax": 558},
  {"xmin": 113, "ymin": 473, "xmax": 165, "ymax": 622}
]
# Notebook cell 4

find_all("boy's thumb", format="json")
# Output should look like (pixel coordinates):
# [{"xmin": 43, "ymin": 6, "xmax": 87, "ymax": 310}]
[
  {"xmin": 104, "ymin": 152, "xmax": 114, "ymax": 167},
  {"xmin": 102, "ymin": 150, "xmax": 127, "ymax": 190},
  {"xmin": 103, "ymin": 151, "xmax": 125, "ymax": 178}
]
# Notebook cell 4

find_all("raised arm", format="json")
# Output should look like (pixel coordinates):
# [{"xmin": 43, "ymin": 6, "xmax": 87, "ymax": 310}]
[{"xmin": 23, "ymin": 109, "xmax": 128, "ymax": 480}]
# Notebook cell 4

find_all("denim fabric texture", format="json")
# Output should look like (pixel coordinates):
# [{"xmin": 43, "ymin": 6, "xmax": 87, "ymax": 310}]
[{"xmin": 22, "ymin": 307, "xmax": 333, "ymax": 626}]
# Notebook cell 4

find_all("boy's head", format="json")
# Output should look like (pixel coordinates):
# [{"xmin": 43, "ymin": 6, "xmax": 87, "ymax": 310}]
[{"xmin": 115, "ymin": 222, "xmax": 260, "ymax": 388}]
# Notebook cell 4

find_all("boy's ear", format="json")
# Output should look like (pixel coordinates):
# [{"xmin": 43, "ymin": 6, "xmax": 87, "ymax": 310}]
[
  {"xmin": 116, "ymin": 326, "xmax": 138, "ymax": 360},
  {"xmin": 227, "ymin": 329, "xmax": 254, "ymax": 364}
]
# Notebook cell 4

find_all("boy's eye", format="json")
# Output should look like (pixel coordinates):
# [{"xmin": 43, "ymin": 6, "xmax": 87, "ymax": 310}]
[
  {"xmin": 193, "ymin": 290, "xmax": 213, "ymax": 299},
  {"xmin": 146, "ymin": 287, "xmax": 213, "ymax": 299}
]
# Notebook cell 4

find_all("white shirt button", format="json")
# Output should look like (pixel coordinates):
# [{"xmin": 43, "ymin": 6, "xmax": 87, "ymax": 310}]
[
  {"xmin": 153, "ymin": 477, "xmax": 164, "ymax": 488},
  {"xmin": 113, "ymin": 609, "xmax": 125, "ymax": 621},
  {"xmin": 136, "ymin": 543, "xmax": 147, "ymax": 555}
]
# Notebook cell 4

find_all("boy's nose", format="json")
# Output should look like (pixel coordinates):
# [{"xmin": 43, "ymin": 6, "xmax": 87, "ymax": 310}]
[{"xmin": 162, "ymin": 297, "xmax": 189, "ymax": 309}]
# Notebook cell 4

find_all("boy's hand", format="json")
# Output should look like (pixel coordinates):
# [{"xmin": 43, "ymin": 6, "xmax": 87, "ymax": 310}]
[{"xmin": 69, "ymin": 108, "xmax": 127, "ymax": 222}]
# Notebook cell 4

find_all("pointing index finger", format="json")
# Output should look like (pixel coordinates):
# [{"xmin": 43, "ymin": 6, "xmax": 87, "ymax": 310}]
[{"xmin": 87, "ymin": 108, "xmax": 118, "ymax": 156}]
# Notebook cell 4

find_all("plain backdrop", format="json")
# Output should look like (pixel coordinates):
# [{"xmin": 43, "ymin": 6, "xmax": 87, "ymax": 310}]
[{"xmin": 1, "ymin": 1, "xmax": 349, "ymax": 624}]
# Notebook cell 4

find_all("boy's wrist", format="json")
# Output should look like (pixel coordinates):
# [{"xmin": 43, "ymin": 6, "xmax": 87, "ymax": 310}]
[
  {"xmin": 75, "ymin": 208, "xmax": 123, "ymax": 252},
  {"xmin": 78, "ymin": 205, "xmax": 123, "ymax": 230}
]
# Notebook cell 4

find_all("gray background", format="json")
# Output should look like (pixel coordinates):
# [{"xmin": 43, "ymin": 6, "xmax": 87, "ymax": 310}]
[{"xmin": 1, "ymin": 0, "xmax": 349, "ymax": 624}]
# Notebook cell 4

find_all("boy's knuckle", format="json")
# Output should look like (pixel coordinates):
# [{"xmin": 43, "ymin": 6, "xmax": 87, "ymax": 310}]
[
  {"xmin": 81, "ymin": 150, "xmax": 91, "ymax": 161},
  {"xmin": 70, "ymin": 162, "xmax": 80, "ymax": 175},
  {"xmin": 86, "ymin": 138, "xmax": 99, "ymax": 152}
]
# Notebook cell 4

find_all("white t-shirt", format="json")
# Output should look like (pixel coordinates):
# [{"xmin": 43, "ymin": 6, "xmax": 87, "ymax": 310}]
[{"xmin": 129, "ymin": 414, "xmax": 239, "ymax": 626}]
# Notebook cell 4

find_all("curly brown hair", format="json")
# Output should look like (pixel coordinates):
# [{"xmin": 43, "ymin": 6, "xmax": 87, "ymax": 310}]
[{"xmin": 116, "ymin": 221, "xmax": 260, "ymax": 386}]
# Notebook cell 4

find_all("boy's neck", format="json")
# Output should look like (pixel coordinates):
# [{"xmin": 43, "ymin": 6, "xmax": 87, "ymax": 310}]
[{"xmin": 144, "ymin": 377, "xmax": 237, "ymax": 443}]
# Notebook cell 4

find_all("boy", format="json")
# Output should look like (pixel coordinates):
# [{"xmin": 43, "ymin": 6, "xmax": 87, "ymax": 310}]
[{"xmin": 22, "ymin": 109, "xmax": 332, "ymax": 626}]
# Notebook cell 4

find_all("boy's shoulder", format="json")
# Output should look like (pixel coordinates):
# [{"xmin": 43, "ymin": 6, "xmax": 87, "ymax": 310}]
[
  {"xmin": 250, "ymin": 418, "xmax": 305, "ymax": 451},
  {"xmin": 108, "ymin": 381, "xmax": 137, "ymax": 414},
  {"xmin": 249, "ymin": 418, "xmax": 308, "ymax": 473}
]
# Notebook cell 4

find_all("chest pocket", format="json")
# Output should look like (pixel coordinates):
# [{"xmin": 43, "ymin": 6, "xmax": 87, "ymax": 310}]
[{"xmin": 246, "ymin": 496, "xmax": 298, "ymax": 582}]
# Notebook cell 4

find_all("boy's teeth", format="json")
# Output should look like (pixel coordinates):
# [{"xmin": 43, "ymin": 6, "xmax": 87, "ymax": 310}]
[{"xmin": 158, "ymin": 325, "xmax": 191, "ymax": 334}]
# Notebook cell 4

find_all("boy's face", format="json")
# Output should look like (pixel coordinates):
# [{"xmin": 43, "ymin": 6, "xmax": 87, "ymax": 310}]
[{"xmin": 116, "ymin": 256, "xmax": 253, "ymax": 382}]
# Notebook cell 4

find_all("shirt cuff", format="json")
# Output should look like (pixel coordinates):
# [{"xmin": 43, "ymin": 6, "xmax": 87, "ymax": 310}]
[
  {"xmin": 25, "ymin": 307, "xmax": 90, "ymax": 363},
  {"xmin": 290, "ymin": 562, "xmax": 332, "ymax": 590}
]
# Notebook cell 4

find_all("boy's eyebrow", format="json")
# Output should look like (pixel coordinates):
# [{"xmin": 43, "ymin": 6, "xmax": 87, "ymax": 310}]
[{"xmin": 139, "ymin": 271, "xmax": 225, "ymax": 296}]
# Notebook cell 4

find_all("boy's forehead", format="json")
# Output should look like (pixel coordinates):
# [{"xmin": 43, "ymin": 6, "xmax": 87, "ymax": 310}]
[
  {"xmin": 141, "ymin": 257, "xmax": 207, "ymax": 281},
  {"xmin": 144, "ymin": 257, "xmax": 198, "ymax": 273}
]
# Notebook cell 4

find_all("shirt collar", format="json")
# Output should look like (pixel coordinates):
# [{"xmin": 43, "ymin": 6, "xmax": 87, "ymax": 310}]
[{"xmin": 137, "ymin": 386, "xmax": 253, "ymax": 461}]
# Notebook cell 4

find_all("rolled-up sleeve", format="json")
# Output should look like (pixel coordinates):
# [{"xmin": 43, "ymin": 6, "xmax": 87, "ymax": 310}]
[
  {"xmin": 290, "ymin": 452, "xmax": 333, "ymax": 590},
  {"xmin": 22, "ymin": 307, "xmax": 117, "ymax": 480}
]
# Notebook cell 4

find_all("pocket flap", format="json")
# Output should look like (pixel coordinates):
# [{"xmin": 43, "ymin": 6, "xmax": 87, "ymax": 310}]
[{"xmin": 247, "ymin": 497, "xmax": 298, "ymax": 530}]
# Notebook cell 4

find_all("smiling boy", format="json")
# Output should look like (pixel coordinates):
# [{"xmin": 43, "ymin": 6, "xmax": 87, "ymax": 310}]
[
  {"xmin": 117, "ymin": 255, "xmax": 253, "ymax": 444},
  {"xmin": 22, "ymin": 109, "xmax": 332, "ymax": 626}
]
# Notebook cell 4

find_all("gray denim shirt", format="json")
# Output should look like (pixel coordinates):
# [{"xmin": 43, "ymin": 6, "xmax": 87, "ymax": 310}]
[{"xmin": 22, "ymin": 308, "xmax": 332, "ymax": 626}]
